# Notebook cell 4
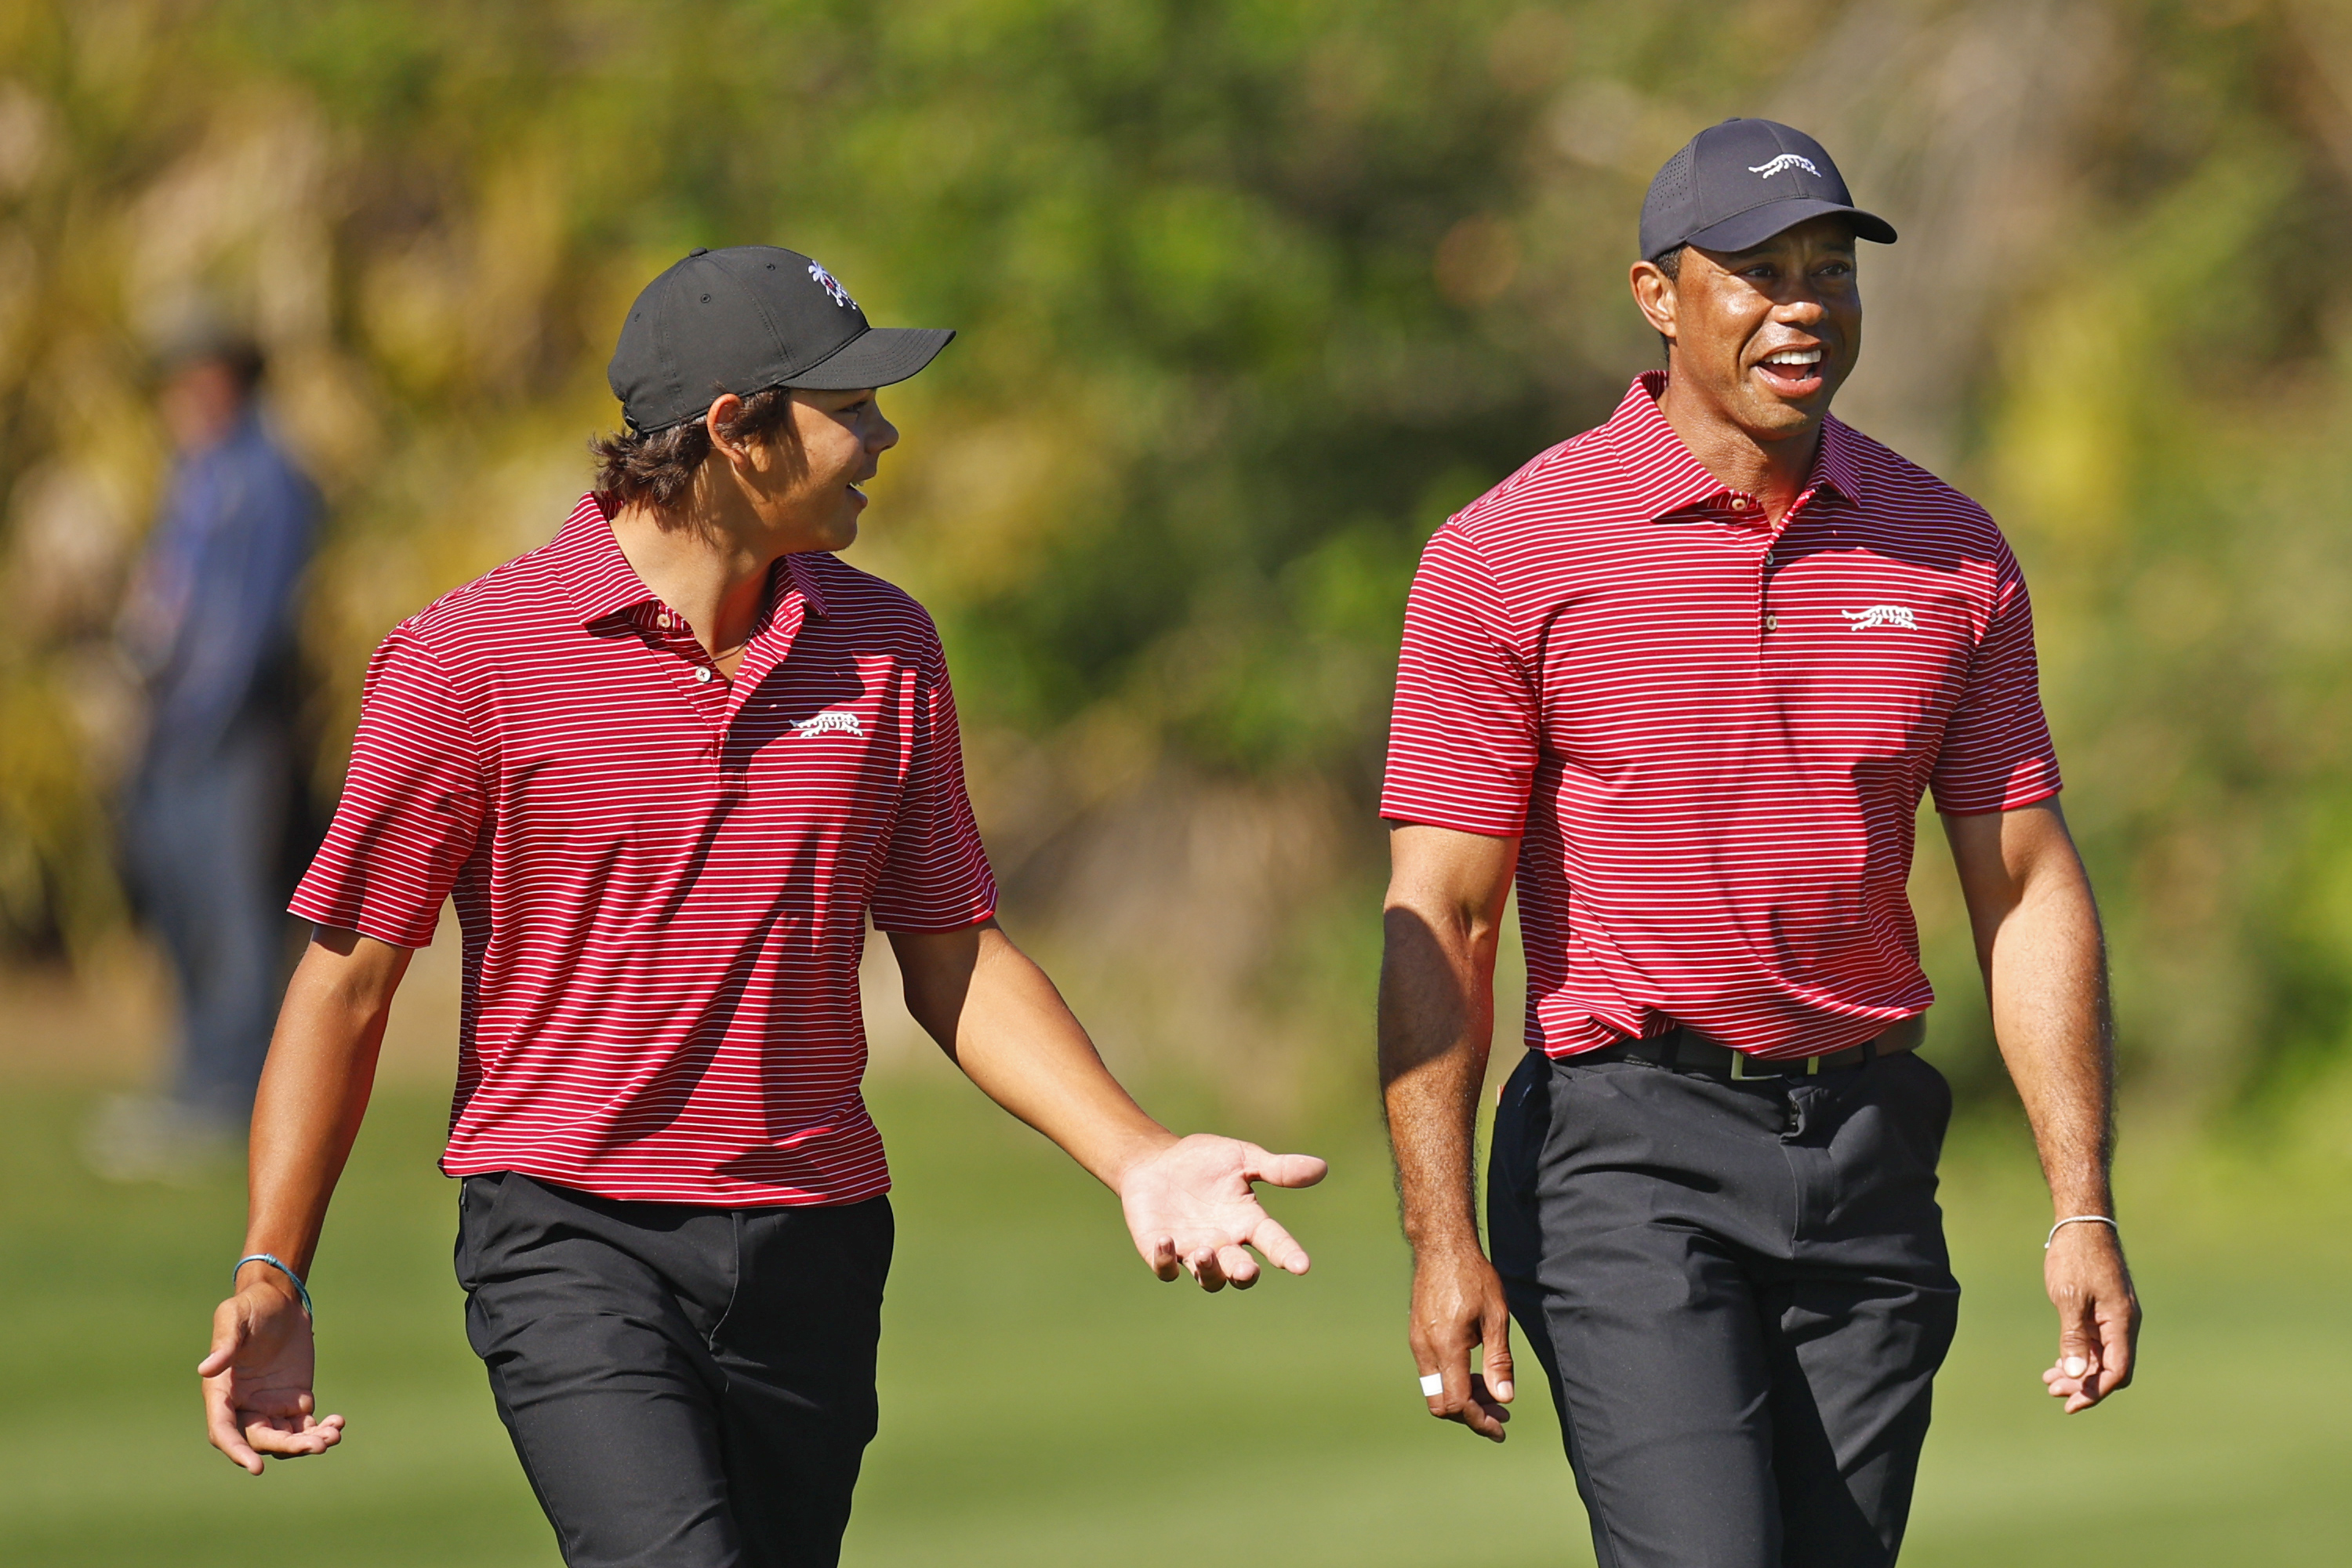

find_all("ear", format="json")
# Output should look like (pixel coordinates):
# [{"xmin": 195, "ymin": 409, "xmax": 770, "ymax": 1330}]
[
  {"xmin": 704, "ymin": 393, "xmax": 754, "ymax": 467},
  {"xmin": 1629, "ymin": 261, "xmax": 1678, "ymax": 346}
]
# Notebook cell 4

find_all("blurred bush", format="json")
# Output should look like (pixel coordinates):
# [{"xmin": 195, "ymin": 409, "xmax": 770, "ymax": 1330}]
[{"xmin": 2, "ymin": 0, "xmax": 2348, "ymax": 1116}]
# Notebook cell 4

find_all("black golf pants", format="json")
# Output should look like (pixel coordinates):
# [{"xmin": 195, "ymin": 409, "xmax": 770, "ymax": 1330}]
[
  {"xmin": 455, "ymin": 1172, "xmax": 893, "ymax": 1568},
  {"xmin": 1489, "ymin": 1047, "xmax": 1960, "ymax": 1568}
]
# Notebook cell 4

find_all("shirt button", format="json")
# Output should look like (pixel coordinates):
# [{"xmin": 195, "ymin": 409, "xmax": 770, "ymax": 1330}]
[
  {"xmin": 1764, "ymin": 614, "xmax": 1779, "ymax": 631},
  {"xmin": 1730, "ymin": 496, "xmax": 1749, "ymax": 511},
  {"xmin": 695, "ymin": 666, "xmax": 713, "ymax": 683}
]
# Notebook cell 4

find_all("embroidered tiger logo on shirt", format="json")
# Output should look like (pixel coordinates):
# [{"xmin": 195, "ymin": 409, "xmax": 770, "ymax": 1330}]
[
  {"xmin": 1842, "ymin": 605, "xmax": 1918, "ymax": 630},
  {"xmin": 792, "ymin": 710, "xmax": 865, "ymax": 739}
]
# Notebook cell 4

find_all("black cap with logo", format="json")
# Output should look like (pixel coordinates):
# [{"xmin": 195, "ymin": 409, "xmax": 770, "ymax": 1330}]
[
  {"xmin": 1640, "ymin": 119, "xmax": 1896, "ymax": 261},
  {"xmin": 608, "ymin": 246, "xmax": 955, "ymax": 434}
]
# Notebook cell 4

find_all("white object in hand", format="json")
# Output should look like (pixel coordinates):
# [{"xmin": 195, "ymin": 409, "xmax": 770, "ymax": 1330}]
[{"xmin": 1419, "ymin": 1372, "xmax": 1445, "ymax": 1397}]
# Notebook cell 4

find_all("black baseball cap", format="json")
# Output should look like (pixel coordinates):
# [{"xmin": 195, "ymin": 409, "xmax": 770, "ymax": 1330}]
[
  {"xmin": 608, "ymin": 245, "xmax": 955, "ymax": 434},
  {"xmin": 1640, "ymin": 119, "xmax": 1896, "ymax": 261}
]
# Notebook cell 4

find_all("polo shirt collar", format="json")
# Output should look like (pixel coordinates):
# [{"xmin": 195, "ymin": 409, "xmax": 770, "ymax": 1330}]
[
  {"xmin": 553, "ymin": 493, "xmax": 832, "ymax": 630},
  {"xmin": 1603, "ymin": 372, "xmax": 1864, "ymax": 520}
]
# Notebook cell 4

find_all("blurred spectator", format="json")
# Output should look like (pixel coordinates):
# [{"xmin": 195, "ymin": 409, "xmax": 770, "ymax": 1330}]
[{"xmin": 84, "ymin": 328, "xmax": 318, "ymax": 1181}]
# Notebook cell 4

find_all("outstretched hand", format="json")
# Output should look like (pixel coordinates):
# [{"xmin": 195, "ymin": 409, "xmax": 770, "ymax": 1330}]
[
  {"xmin": 1119, "ymin": 1134, "xmax": 1327, "ymax": 1290},
  {"xmin": 198, "ymin": 1278, "xmax": 344, "ymax": 1474}
]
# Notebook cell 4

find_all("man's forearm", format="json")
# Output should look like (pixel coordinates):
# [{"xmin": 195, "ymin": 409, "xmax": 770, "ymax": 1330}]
[
  {"xmin": 239, "ymin": 930, "xmax": 412, "ymax": 1278},
  {"xmin": 1987, "ymin": 870, "xmax": 2114, "ymax": 1215},
  {"xmin": 891, "ymin": 923, "xmax": 1174, "ymax": 1189},
  {"xmin": 1946, "ymin": 804, "xmax": 2115, "ymax": 1215},
  {"xmin": 1379, "ymin": 902, "xmax": 1500, "ymax": 1250}
]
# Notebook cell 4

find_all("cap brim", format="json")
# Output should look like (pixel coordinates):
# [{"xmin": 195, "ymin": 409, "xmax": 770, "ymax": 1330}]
[
  {"xmin": 1684, "ymin": 198, "xmax": 1897, "ymax": 255},
  {"xmin": 783, "ymin": 326, "xmax": 956, "ymax": 390}
]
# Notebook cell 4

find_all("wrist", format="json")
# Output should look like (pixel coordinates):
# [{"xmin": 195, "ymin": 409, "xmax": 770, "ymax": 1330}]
[
  {"xmin": 2048, "ymin": 1192, "xmax": 2114, "ymax": 1225},
  {"xmin": 233, "ymin": 1252, "xmax": 314, "ymax": 1316},
  {"xmin": 1102, "ymin": 1124, "xmax": 1182, "ymax": 1191},
  {"xmin": 1403, "ymin": 1218, "xmax": 1486, "ymax": 1260},
  {"xmin": 2045, "ymin": 1214, "xmax": 2120, "ymax": 1250}
]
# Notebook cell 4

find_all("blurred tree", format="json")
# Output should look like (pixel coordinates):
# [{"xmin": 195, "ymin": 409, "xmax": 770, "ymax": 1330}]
[{"xmin": 2, "ymin": 0, "xmax": 2348, "ymax": 1116}]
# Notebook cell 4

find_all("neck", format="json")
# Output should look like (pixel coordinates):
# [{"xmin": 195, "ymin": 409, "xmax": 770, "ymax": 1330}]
[
  {"xmin": 1653, "ymin": 370, "xmax": 1823, "ymax": 524},
  {"xmin": 605, "ymin": 494, "xmax": 779, "ymax": 663}
]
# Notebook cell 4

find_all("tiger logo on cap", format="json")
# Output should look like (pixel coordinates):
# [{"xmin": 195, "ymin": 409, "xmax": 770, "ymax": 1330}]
[{"xmin": 807, "ymin": 259, "xmax": 857, "ymax": 310}]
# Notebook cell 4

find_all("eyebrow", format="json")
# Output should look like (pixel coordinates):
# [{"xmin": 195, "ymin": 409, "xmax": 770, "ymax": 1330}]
[{"xmin": 1724, "ymin": 241, "xmax": 1858, "ymax": 264}]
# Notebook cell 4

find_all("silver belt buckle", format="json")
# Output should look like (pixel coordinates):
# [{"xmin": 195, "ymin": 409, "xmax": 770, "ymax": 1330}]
[{"xmin": 1731, "ymin": 1051, "xmax": 1816, "ymax": 1080}]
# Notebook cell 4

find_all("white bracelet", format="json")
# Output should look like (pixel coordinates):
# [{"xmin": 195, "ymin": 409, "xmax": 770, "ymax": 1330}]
[{"xmin": 2045, "ymin": 1214, "xmax": 2118, "ymax": 1250}]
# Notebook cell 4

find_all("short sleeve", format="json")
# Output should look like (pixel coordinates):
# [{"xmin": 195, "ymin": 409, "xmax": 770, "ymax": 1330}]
[
  {"xmin": 1378, "ymin": 521, "xmax": 1540, "ymax": 834},
  {"xmin": 289, "ymin": 626, "xmax": 486, "ymax": 946},
  {"xmin": 869, "ymin": 641, "xmax": 999, "ymax": 931},
  {"xmin": 1929, "ymin": 543, "xmax": 2063, "ymax": 815}
]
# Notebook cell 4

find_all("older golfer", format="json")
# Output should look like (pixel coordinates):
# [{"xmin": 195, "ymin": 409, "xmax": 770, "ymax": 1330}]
[
  {"xmin": 1378, "ymin": 120, "xmax": 2138, "ymax": 1567},
  {"xmin": 199, "ymin": 246, "xmax": 1324, "ymax": 1568}
]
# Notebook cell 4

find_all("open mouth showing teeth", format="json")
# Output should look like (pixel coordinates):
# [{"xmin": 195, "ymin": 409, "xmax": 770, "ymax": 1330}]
[{"xmin": 1758, "ymin": 347, "xmax": 1824, "ymax": 387}]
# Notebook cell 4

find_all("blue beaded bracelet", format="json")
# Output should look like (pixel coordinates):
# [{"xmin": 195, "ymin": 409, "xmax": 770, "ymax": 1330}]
[{"xmin": 233, "ymin": 1253, "xmax": 314, "ymax": 1318}]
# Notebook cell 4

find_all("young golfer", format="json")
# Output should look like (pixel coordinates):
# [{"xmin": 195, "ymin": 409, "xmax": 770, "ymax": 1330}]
[{"xmin": 199, "ymin": 245, "xmax": 1325, "ymax": 1567}]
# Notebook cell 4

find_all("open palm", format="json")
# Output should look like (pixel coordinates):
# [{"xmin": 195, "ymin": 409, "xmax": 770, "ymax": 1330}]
[{"xmin": 1118, "ymin": 1134, "xmax": 1327, "ymax": 1291}]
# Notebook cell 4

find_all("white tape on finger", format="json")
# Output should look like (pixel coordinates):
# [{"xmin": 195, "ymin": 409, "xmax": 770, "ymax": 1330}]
[{"xmin": 1419, "ymin": 1372, "xmax": 1445, "ymax": 1397}]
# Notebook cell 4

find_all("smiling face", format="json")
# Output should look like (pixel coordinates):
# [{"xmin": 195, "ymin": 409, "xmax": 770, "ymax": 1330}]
[
  {"xmin": 719, "ymin": 386, "xmax": 900, "ymax": 554},
  {"xmin": 1632, "ymin": 216, "xmax": 1861, "ymax": 445}
]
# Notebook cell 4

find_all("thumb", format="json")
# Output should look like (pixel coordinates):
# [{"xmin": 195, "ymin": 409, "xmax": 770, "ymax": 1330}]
[
  {"xmin": 1482, "ymin": 1296, "xmax": 1515, "ymax": 1404},
  {"xmin": 1243, "ymin": 1149, "xmax": 1329, "ymax": 1189},
  {"xmin": 198, "ymin": 1311, "xmax": 248, "ymax": 1379}
]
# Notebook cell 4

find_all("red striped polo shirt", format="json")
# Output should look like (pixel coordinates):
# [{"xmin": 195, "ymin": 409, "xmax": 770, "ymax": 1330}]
[
  {"xmin": 290, "ymin": 494, "xmax": 998, "ymax": 1204},
  {"xmin": 1381, "ymin": 373, "xmax": 2061, "ymax": 1061}
]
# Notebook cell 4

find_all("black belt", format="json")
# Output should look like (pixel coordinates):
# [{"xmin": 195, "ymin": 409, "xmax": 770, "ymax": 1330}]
[{"xmin": 1581, "ymin": 1017, "xmax": 1924, "ymax": 1081}]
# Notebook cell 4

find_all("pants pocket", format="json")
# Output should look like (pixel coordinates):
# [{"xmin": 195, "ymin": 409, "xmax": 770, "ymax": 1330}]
[
  {"xmin": 1486, "ymin": 1053, "xmax": 1550, "ymax": 1279},
  {"xmin": 452, "ymin": 1171, "xmax": 512, "ymax": 1294}
]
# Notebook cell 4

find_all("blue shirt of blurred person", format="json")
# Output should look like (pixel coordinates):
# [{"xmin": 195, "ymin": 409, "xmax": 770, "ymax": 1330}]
[{"xmin": 123, "ymin": 405, "xmax": 318, "ymax": 755}]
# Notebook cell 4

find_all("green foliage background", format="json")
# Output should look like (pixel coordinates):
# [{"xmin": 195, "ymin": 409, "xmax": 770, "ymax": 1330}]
[{"xmin": 4, "ymin": 0, "xmax": 2352, "ymax": 1116}]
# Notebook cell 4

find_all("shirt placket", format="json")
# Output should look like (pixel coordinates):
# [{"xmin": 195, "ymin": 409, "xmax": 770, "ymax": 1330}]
[
  {"xmin": 1743, "ymin": 485, "xmax": 1826, "ymax": 662},
  {"xmin": 643, "ymin": 590, "xmax": 814, "ymax": 799},
  {"xmin": 638, "ymin": 604, "xmax": 742, "ymax": 794}
]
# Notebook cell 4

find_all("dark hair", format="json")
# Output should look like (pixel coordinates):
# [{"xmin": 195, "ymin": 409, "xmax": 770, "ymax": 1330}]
[
  {"xmin": 154, "ymin": 310, "xmax": 267, "ymax": 394},
  {"xmin": 590, "ymin": 387, "xmax": 797, "ymax": 512},
  {"xmin": 1650, "ymin": 245, "xmax": 1686, "ymax": 356},
  {"xmin": 214, "ymin": 341, "xmax": 267, "ymax": 394}
]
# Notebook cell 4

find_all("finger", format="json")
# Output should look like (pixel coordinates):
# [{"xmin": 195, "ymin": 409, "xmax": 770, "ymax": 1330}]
[
  {"xmin": 1141, "ymin": 1233, "xmax": 1181, "ymax": 1283},
  {"xmin": 244, "ymin": 1414, "xmax": 341, "ymax": 1457},
  {"xmin": 205, "ymin": 1379, "xmax": 264, "ymax": 1475},
  {"xmin": 1421, "ymin": 1341, "xmax": 1478, "ymax": 1425},
  {"xmin": 1247, "ymin": 1214, "xmax": 1312, "ymax": 1276},
  {"xmin": 2054, "ymin": 1296, "xmax": 2100, "ymax": 1392},
  {"xmin": 1459, "ymin": 1374, "xmax": 1510, "ymax": 1443},
  {"xmin": 1187, "ymin": 1247, "xmax": 1228, "ymax": 1293},
  {"xmin": 1215, "ymin": 1244, "xmax": 1259, "ymax": 1289},
  {"xmin": 1479, "ymin": 1298, "xmax": 1516, "ymax": 1404},
  {"xmin": 2097, "ymin": 1303, "xmax": 2136, "ymax": 1395},
  {"xmin": 1241, "ymin": 1149, "xmax": 1329, "ymax": 1189}
]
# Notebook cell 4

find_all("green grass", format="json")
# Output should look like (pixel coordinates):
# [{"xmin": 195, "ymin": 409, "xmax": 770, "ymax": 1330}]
[{"xmin": 2, "ymin": 1075, "xmax": 2348, "ymax": 1566}]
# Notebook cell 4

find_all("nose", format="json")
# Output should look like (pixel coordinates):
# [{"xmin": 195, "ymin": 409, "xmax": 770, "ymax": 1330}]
[{"xmin": 868, "ymin": 404, "xmax": 900, "ymax": 453}]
